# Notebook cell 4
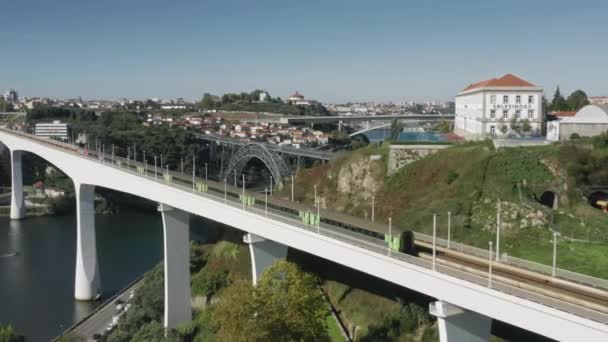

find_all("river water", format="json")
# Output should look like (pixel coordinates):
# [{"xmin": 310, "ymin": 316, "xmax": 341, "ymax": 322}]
[{"xmin": 0, "ymin": 211, "xmax": 212, "ymax": 342}]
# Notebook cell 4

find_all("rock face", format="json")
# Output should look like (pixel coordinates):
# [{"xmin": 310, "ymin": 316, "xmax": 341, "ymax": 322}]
[
  {"xmin": 472, "ymin": 198, "xmax": 550, "ymax": 231},
  {"xmin": 337, "ymin": 156, "xmax": 379, "ymax": 201},
  {"xmin": 387, "ymin": 144, "xmax": 450, "ymax": 175}
]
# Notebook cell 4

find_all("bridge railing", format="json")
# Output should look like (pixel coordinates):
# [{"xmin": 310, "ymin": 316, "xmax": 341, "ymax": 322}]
[{"xmin": 2, "ymin": 127, "xmax": 608, "ymax": 325}]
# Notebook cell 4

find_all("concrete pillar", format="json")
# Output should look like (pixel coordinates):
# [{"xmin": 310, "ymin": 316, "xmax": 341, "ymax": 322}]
[
  {"xmin": 430, "ymin": 301, "xmax": 492, "ymax": 342},
  {"xmin": 243, "ymin": 233, "xmax": 288, "ymax": 285},
  {"xmin": 10, "ymin": 150, "xmax": 25, "ymax": 220},
  {"xmin": 158, "ymin": 203, "xmax": 192, "ymax": 329},
  {"xmin": 74, "ymin": 183, "xmax": 101, "ymax": 300}
]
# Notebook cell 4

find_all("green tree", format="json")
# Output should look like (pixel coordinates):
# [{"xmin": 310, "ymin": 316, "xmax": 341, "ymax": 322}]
[
  {"xmin": 550, "ymin": 86, "xmax": 568, "ymax": 111},
  {"xmin": 213, "ymin": 261, "xmax": 330, "ymax": 342},
  {"xmin": 521, "ymin": 119, "xmax": 532, "ymax": 134},
  {"xmin": 509, "ymin": 117, "xmax": 520, "ymax": 134},
  {"xmin": 0, "ymin": 324, "xmax": 24, "ymax": 342},
  {"xmin": 566, "ymin": 89, "xmax": 590, "ymax": 111},
  {"xmin": 0, "ymin": 98, "xmax": 14, "ymax": 112}
]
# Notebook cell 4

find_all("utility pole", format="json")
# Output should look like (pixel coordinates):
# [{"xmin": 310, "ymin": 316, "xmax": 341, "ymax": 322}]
[
  {"xmin": 270, "ymin": 176, "xmax": 273, "ymax": 196},
  {"xmin": 447, "ymin": 211, "xmax": 451, "ymax": 249},
  {"xmin": 291, "ymin": 174, "xmax": 294, "ymax": 202},
  {"xmin": 192, "ymin": 156, "xmax": 196, "ymax": 191},
  {"xmin": 205, "ymin": 163, "xmax": 208, "ymax": 180},
  {"xmin": 552, "ymin": 232, "xmax": 559, "ymax": 277},
  {"xmin": 224, "ymin": 179, "xmax": 227, "ymax": 202},
  {"xmin": 181, "ymin": 158, "xmax": 184, "ymax": 174},
  {"xmin": 388, "ymin": 217, "xmax": 392, "ymax": 256},
  {"xmin": 488, "ymin": 241, "xmax": 494, "ymax": 288},
  {"xmin": 317, "ymin": 199, "xmax": 321, "ymax": 233},
  {"xmin": 432, "ymin": 214, "xmax": 437, "ymax": 271},
  {"xmin": 242, "ymin": 174, "xmax": 246, "ymax": 210},
  {"xmin": 314, "ymin": 184, "xmax": 317, "ymax": 207},
  {"xmin": 265, "ymin": 188, "xmax": 268, "ymax": 216},
  {"xmin": 496, "ymin": 201, "xmax": 501, "ymax": 260},
  {"xmin": 371, "ymin": 196, "xmax": 375, "ymax": 223},
  {"xmin": 234, "ymin": 170, "xmax": 237, "ymax": 188},
  {"xmin": 143, "ymin": 151, "xmax": 146, "ymax": 176},
  {"xmin": 154, "ymin": 156, "xmax": 157, "ymax": 180}
]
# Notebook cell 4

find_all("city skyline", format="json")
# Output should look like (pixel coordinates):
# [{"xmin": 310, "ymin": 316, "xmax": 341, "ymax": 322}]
[{"xmin": 2, "ymin": 0, "xmax": 608, "ymax": 102}]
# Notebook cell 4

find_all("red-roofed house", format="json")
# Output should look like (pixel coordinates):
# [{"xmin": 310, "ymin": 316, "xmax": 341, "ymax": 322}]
[{"xmin": 454, "ymin": 74, "xmax": 544, "ymax": 139}]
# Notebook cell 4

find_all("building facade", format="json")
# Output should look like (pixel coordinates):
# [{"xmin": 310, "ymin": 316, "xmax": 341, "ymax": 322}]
[
  {"xmin": 35, "ymin": 121, "xmax": 69, "ymax": 140},
  {"xmin": 454, "ymin": 74, "xmax": 544, "ymax": 139},
  {"xmin": 547, "ymin": 104, "xmax": 608, "ymax": 141}
]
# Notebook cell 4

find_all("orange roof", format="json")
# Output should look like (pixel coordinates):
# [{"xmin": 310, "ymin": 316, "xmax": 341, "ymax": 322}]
[
  {"xmin": 553, "ymin": 111, "xmax": 576, "ymax": 117},
  {"xmin": 463, "ymin": 74, "xmax": 536, "ymax": 91}
]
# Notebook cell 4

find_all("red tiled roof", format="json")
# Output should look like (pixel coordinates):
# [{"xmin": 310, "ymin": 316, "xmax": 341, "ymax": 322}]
[
  {"xmin": 553, "ymin": 111, "xmax": 576, "ymax": 117},
  {"xmin": 463, "ymin": 74, "xmax": 536, "ymax": 91}
]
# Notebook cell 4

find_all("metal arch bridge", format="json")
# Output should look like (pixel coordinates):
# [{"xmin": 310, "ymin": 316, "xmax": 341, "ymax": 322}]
[
  {"xmin": 221, "ymin": 143, "xmax": 291, "ymax": 185},
  {"xmin": 194, "ymin": 133, "xmax": 334, "ymax": 161}
]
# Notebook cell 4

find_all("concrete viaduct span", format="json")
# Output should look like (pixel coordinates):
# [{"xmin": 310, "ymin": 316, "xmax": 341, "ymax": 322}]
[{"xmin": 1, "ymin": 127, "xmax": 608, "ymax": 341}]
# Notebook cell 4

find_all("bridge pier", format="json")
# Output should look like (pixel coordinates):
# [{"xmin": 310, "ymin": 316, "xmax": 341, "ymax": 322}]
[
  {"xmin": 158, "ymin": 203, "xmax": 192, "ymax": 329},
  {"xmin": 430, "ymin": 301, "xmax": 491, "ymax": 342},
  {"xmin": 74, "ymin": 183, "xmax": 101, "ymax": 301},
  {"xmin": 10, "ymin": 150, "xmax": 25, "ymax": 220},
  {"xmin": 243, "ymin": 233, "xmax": 288, "ymax": 285}
]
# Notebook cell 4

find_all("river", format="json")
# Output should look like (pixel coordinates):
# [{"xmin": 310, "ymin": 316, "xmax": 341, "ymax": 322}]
[{"xmin": 0, "ymin": 211, "xmax": 213, "ymax": 342}]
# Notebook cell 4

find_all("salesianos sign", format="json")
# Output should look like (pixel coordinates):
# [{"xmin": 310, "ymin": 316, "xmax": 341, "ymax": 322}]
[{"xmin": 492, "ymin": 104, "xmax": 532, "ymax": 109}]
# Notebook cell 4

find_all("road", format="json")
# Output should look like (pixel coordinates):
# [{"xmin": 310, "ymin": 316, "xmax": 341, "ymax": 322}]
[{"xmin": 61, "ymin": 277, "xmax": 144, "ymax": 341}]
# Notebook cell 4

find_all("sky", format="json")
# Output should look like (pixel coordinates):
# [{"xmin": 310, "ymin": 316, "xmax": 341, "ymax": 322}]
[{"xmin": 2, "ymin": 0, "xmax": 607, "ymax": 103}]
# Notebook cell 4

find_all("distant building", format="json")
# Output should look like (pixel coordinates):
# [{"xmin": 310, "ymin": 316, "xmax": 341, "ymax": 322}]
[
  {"xmin": 288, "ymin": 91, "xmax": 311, "ymax": 106},
  {"xmin": 259, "ymin": 91, "xmax": 269, "ymax": 102},
  {"xmin": 589, "ymin": 96, "xmax": 608, "ymax": 106},
  {"xmin": 3, "ymin": 89, "xmax": 18, "ymax": 103},
  {"xmin": 454, "ymin": 74, "xmax": 544, "ymax": 139},
  {"xmin": 35, "ymin": 121, "xmax": 69, "ymax": 140},
  {"xmin": 547, "ymin": 104, "xmax": 608, "ymax": 141}
]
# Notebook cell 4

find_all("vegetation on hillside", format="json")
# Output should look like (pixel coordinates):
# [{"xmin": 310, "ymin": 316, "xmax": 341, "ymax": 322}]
[
  {"xmin": 198, "ymin": 90, "xmax": 331, "ymax": 116},
  {"xmin": 284, "ymin": 138, "xmax": 608, "ymax": 279}
]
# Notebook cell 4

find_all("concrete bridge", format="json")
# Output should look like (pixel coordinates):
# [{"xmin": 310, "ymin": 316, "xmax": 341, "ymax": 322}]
[{"xmin": 1, "ymin": 127, "xmax": 608, "ymax": 341}]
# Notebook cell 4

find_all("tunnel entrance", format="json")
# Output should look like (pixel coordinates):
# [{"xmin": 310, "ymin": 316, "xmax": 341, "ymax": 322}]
[
  {"xmin": 588, "ymin": 191, "xmax": 608, "ymax": 212},
  {"xmin": 539, "ymin": 191, "xmax": 557, "ymax": 209}
]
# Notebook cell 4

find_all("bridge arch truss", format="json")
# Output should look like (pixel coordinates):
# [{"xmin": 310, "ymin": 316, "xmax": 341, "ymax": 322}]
[{"xmin": 221, "ymin": 143, "xmax": 290, "ymax": 185}]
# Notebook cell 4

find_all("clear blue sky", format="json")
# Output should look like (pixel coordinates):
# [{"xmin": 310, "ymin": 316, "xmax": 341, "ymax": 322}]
[{"xmin": 2, "ymin": 0, "xmax": 607, "ymax": 103}]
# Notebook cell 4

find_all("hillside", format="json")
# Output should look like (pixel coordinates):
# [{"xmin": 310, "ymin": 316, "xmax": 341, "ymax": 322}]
[{"xmin": 281, "ymin": 140, "xmax": 608, "ymax": 279}]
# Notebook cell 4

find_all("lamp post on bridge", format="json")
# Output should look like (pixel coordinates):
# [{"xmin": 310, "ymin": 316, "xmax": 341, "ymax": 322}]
[
  {"xmin": 371, "ymin": 196, "xmax": 375, "ymax": 223},
  {"xmin": 496, "ymin": 201, "xmax": 501, "ymax": 261},
  {"xmin": 143, "ymin": 151, "xmax": 146, "ymax": 176},
  {"xmin": 488, "ymin": 241, "xmax": 494, "ymax": 288},
  {"xmin": 291, "ymin": 174, "xmax": 294, "ymax": 202},
  {"xmin": 154, "ymin": 156, "xmax": 157, "ymax": 180},
  {"xmin": 552, "ymin": 232, "xmax": 560, "ymax": 277},
  {"xmin": 205, "ymin": 163, "xmax": 208, "ymax": 181},
  {"xmin": 181, "ymin": 158, "xmax": 184, "ymax": 174},
  {"xmin": 432, "ymin": 214, "xmax": 437, "ymax": 271},
  {"xmin": 242, "ymin": 174, "xmax": 246, "ymax": 210},
  {"xmin": 314, "ymin": 184, "xmax": 317, "ymax": 207},
  {"xmin": 192, "ymin": 156, "xmax": 196, "ymax": 191},
  {"xmin": 447, "ymin": 211, "xmax": 451, "ymax": 249}
]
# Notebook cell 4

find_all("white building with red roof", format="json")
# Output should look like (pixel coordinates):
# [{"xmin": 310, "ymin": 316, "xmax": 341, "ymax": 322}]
[
  {"xmin": 454, "ymin": 74, "xmax": 544, "ymax": 139},
  {"xmin": 288, "ymin": 91, "xmax": 311, "ymax": 106}
]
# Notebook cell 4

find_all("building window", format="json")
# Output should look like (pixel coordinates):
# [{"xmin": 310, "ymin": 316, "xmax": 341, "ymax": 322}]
[
  {"xmin": 528, "ymin": 109, "xmax": 534, "ymax": 118},
  {"xmin": 515, "ymin": 110, "xmax": 521, "ymax": 118},
  {"xmin": 490, "ymin": 126, "xmax": 496, "ymax": 135},
  {"xmin": 502, "ymin": 110, "xmax": 508, "ymax": 119},
  {"xmin": 490, "ymin": 95, "xmax": 496, "ymax": 104},
  {"xmin": 490, "ymin": 109, "xmax": 496, "ymax": 119},
  {"xmin": 528, "ymin": 95, "xmax": 534, "ymax": 104},
  {"xmin": 516, "ymin": 95, "xmax": 521, "ymax": 104},
  {"xmin": 503, "ymin": 95, "xmax": 509, "ymax": 103}
]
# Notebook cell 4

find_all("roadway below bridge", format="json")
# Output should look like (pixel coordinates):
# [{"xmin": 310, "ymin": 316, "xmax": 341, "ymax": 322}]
[{"xmin": 57, "ymin": 277, "xmax": 145, "ymax": 341}]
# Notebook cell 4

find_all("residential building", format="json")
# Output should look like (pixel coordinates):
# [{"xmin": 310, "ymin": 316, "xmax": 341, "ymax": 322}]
[
  {"xmin": 454, "ymin": 74, "xmax": 544, "ymax": 139},
  {"xmin": 589, "ymin": 96, "xmax": 608, "ymax": 106},
  {"xmin": 35, "ymin": 121, "xmax": 69, "ymax": 140},
  {"xmin": 547, "ymin": 104, "xmax": 608, "ymax": 141},
  {"xmin": 288, "ymin": 91, "xmax": 311, "ymax": 106}
]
